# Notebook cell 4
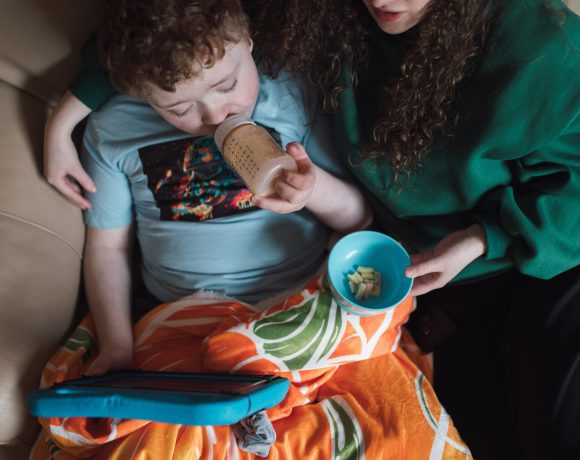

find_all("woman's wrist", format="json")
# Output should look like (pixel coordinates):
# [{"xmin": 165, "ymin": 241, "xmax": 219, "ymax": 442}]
[{"xmin": 47, "ymin": 90, "xmax": 92, "ymax": 132}]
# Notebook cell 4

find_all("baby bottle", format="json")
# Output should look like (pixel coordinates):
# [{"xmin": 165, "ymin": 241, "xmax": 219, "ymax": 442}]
[{"xmin": 213, "ymin": 115, "xmax": 297, "ymax": 197}]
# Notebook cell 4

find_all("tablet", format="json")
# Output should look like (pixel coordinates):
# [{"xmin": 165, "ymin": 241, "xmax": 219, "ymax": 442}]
[{"xmin": 28, "ymin": 371, "xmax": 290, "ymax": 426}]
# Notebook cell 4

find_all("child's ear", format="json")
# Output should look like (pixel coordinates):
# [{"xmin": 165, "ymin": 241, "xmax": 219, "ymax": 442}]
[{"xmin": 247, "ymin": 38, "xmax": 254, "ymax": 53}]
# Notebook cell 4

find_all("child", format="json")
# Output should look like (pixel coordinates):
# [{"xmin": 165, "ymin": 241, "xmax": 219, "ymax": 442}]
[{"xmin": 50, "ymin": 0, "xmax": 371, "ymax": 376}]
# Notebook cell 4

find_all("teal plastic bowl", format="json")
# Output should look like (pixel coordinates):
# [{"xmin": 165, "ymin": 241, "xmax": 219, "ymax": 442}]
[{"xmin": 327, "ymin": 231, "xmax": 413, "ymax": 316}]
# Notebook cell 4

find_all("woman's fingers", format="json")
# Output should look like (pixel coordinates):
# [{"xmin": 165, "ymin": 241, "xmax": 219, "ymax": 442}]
[
  {"xmin": 406, "ymin": 251, "xmax": 440, "ymax": 278},
  {"xmin": 57, "ymin": 175, "xmax": 93, "ymax": 209},
  {"xmin": 409, "ymin": 272, "xmax": 444, "ymax": 296},
  {"xmin": 70, "ymin": 165, "xmax": 97, "ymax": 194},
  {"xmin": 405, "ymin": 252, "xmax": 452, "ymax": 296}
]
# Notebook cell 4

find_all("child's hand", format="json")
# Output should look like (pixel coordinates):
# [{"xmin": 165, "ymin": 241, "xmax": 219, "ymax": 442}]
[
  {"xmin": 44, "ymin": 133, "xmax": 96, "ymax": 209},
  {"xmin": 251, "ymin": 142, "xmax": 315, "ymax": 213},
  {"xmin": 85, "ymin": 346, "xmax": 133, "ymax": 376}
]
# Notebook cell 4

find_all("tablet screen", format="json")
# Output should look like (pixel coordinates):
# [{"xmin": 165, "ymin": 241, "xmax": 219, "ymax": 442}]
[{"xmin": 63, "ymin": 373, "xmax": 270, "ymax": 395}]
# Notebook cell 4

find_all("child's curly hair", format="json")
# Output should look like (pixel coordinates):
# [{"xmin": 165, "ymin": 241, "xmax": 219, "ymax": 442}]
[
  {"xmin": 96, "ymin": 0, "xmax": 250, "ymax": 98},
  {"xmin": 252, "ymin": 0, "xmax": 495, "ymax": 177}
]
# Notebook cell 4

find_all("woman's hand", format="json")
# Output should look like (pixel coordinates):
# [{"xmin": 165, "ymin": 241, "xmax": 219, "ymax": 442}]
[
  {"xmin": 43, "ymin": 90, "xmax": 95, "ymax": 209},
  {"xmin": 405, "ymin": 224, "xmax": 487, "ymax": 296},
  {"xmin": 250, "ymin": 142, "xmax": 315, "ymax": 213},
  {"xmin": 84, "ymin": 345, "xmax": 133, "ymax": 376},
  {"xmin": 44, "ymin": 132, "xmax": 96, "ymax": 209}
]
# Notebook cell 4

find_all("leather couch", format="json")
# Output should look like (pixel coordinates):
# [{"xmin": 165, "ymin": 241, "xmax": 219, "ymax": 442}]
[
  {"xmin": 1, "ymin": 1, "xmax": 579, "ymax": 459},
  {"xmin": 0, "ymin": 1, "xmax": 94, "ymax": 458}
]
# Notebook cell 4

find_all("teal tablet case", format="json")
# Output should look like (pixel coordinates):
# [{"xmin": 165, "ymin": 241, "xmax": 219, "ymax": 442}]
[{"xmin": 27, "ymin": 371, "xmax": 290, "ymax": 426}]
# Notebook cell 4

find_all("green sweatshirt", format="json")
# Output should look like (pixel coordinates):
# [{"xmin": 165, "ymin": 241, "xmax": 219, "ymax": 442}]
[
  {"xmin": 333, "ymin": 0, "xmax": 580, "ymax": 282},
  {"xmin": 69, "ymin": 37, "xmax": 116, "ymax": 111}
]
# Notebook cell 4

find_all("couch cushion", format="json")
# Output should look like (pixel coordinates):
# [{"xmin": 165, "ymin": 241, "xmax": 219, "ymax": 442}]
[
  {"xmin": 0, "ymin": 80, "xmax": 84, "ymax": 446},
  {"xmin": 0, "ymin": 0, "xmax": 96, "ymax": 105},
  {"xmin": 0, "ymin": 216, "xmax": 82, "ymax": 446},
  {"xmin": 0, "ymin": 82, "xmax": 85, "ymax": 248}
]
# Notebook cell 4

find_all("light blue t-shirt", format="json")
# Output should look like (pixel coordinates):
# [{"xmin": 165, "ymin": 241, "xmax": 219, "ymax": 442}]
[{"xmin": 82, "ymin": 71, "xmax": 347, "ymax": 303}]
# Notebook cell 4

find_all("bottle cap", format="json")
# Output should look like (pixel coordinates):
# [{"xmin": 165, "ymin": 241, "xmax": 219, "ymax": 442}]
[{"xmin": 213, "ymin": 115, "xmax": 256, "ymax": 153}]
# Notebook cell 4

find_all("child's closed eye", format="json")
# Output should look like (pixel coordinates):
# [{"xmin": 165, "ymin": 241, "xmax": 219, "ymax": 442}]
[
  {"xmin": 220, "ymin": 79, "xmax": 238, "ymax": 94},
  {"xmin": 171, "ymin": 104, "xmax": 193, "ymax": 118}
]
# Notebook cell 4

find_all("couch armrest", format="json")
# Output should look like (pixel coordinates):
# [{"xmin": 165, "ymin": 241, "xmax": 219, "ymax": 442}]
[
  {"xmin": 0, "ymin": 0, "xmax": 96, "ymax": 105},
  {"xmin": 0, "ymin": 81, "xmax": 84, "ymax": 448}
]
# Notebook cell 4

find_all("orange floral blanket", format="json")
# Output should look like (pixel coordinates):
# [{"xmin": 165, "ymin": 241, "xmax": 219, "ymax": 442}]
[{"xmin": 31, "ymin": 275, "xmax": 472, "ymax": 459}]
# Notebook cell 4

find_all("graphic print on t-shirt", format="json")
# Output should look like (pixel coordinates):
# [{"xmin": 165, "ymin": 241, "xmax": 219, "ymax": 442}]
[{"xmin": 138, "ymin": 136, "xmax": 256, "ymax": 222}]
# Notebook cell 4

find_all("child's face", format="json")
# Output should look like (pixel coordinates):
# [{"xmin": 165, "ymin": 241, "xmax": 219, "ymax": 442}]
[
  {"xmin": 362, "ymin": 0, "xmax": 432, "ymax": 35},
  {"xmin": 147, "ymin": 40, "xmax": 259, "ymax": 136}
]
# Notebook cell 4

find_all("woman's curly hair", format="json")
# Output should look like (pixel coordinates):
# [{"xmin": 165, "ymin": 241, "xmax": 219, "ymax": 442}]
[
  {"xmin": 96, "ymin": 0, "xmax": 250, "ymax": 98},
  {"xmin": 252, "ymin": 0, "xmax": 495, "ymax": 177}
]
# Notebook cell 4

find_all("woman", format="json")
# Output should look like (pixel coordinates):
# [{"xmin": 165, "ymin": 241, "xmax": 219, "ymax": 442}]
[{"xmin": 252, "ymin": 0, "xmax": 580, "ymax": 458}]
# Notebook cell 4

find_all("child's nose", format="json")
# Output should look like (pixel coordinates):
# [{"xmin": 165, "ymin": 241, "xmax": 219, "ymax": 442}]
[{"xmin": 201, "ymin": 105, "xmax": 228, "ymax": 126}]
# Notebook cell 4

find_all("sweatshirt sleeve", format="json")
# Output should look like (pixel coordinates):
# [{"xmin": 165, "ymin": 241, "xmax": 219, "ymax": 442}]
[
  {"xmin": 475, "ymin": 112, "xmax": 580, "ymax": 279},
  {"xmin": 471, "ymin": 1, "xmax": 580, "ymax": 279},
  {"xmin": 69, "ymin": 36, "xmax": 117, "ymax": 111}
]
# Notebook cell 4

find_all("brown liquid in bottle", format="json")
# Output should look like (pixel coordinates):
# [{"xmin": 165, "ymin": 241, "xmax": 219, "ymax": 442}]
[{"xmin": 214, "ymin": 115, "xmax": 297, "ymax": 196}]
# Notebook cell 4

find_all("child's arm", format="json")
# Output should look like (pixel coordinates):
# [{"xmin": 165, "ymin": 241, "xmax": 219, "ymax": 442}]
[
  {"xmin": 252, "ymin": 142, "xmax": 372, "ymax": 233},
  {"xmin": 83, "ymin": 225, "xmax": 135, "ymax": 376},
  {"xmin": 44, "ymin": 90, "xmax": 95, "ymax": 209}
]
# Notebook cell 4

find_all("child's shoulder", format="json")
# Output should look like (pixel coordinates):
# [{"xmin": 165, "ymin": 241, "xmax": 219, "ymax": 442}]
[
  {"xmin": 255, "ymin": 68, "xmax": 311, "ymax": 117},
  {"xmin": 84, "ymin": 94, "xmax": 184, "ymax": 159},
  {"xmin": 256, "ymin": 68, "xmax": 306, "ymax": 102},
  {"xmin": 88, "ymin": 95, "xmax": 169, "ymax": 139},
  {"xmin": 253, "ymin": 70, "xmax": 313, "ymax": 146}
]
